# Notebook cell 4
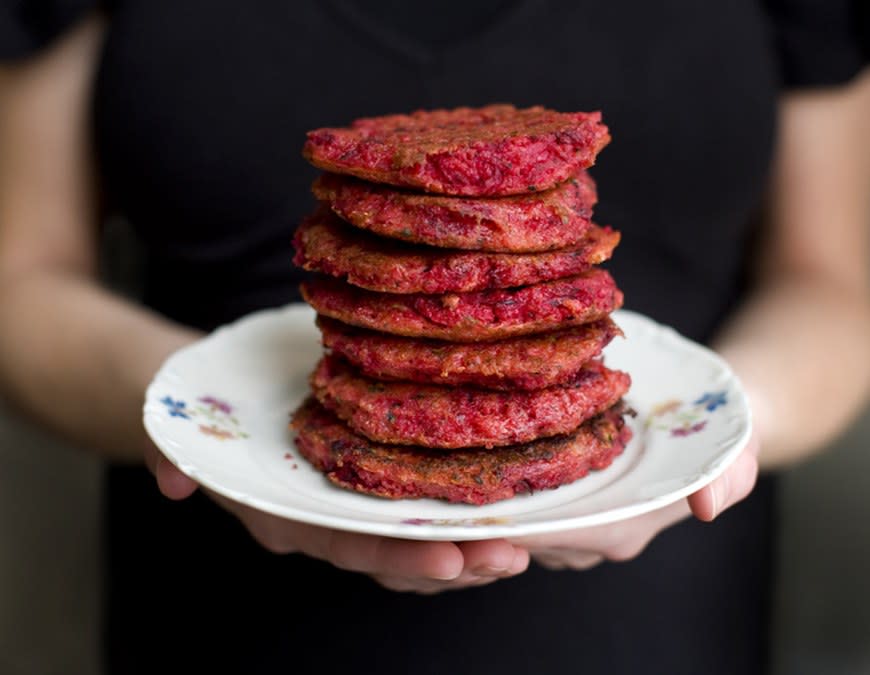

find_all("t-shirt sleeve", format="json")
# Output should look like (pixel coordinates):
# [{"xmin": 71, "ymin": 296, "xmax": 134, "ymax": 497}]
[
  {"xmin": 0, "ymin": 0, "xmax": 98, "ymax": 60},
  {"xmin": 764, "ymin": 0, "xmax": 869, "ymax": 87}
]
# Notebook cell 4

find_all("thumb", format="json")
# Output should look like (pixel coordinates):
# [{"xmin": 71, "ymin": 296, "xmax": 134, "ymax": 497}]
[
  {"xmin": 687, "ymin": 434, "xmax": 759, "ymax": 522},
  {"xmin": 143, "ymin": 439, "xmax": 198, "ymax": 500}
]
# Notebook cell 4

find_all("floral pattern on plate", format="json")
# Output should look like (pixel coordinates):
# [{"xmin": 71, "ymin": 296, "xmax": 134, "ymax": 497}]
[
  {"xmin": 646, "ymin": 390, "xmax": 728, "ymax": 438},
  {"xmin": 159, "ymin": 395, "xmax": 249, "ymax": 440}
]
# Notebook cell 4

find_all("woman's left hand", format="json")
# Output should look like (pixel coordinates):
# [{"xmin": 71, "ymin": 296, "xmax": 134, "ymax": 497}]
[{"xmin": 510, "ymin": 432, "xmax": 760, "ymax": 570}]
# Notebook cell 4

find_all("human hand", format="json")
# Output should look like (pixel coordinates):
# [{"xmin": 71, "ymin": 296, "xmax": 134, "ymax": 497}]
[
  {"xmin": 510, "ymin": 432, "xmax": 760, "ymax": 570},
  {"xmin": 143, "ymin": 440, "xmax": 529, "ymax": 593}
]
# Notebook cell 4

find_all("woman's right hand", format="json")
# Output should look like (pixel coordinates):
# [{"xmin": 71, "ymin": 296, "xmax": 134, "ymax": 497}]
[{"xmin": 143, "ymin": 441, "xmax": 529, "ymax": 593}]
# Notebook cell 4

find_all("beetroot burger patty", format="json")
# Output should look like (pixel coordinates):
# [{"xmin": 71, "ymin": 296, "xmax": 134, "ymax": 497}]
[
  {"xmin": 311, "ymin": 171, "xmax": 597, "ymax": 252},
  {"xmin": 302, "ymin": 104, "xmax": 610, "ymax": 196},
  {"xmin": 309, "ymin": 355, "xmax": 630, "ymax": 448},
  {"xmin": 301, "ymin": 270, "xmax": 622, "ymax": 342},
  {"xmin": 292, "ymin": 398, "xmax": 632, "ymax": 505},
  {"xmin": 294, "ymin": 210, "xmax": 619, "ymax": 294},
  {"xmin": 317, "ymin": 316, "xmax": 622, "ymax": 390}
]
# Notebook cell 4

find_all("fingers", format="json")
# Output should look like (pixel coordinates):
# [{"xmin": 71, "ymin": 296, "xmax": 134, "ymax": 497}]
[
  {"xmin": 292, "ymin": 526, "xmax": 530, "ymax": 593},
  {"xmin": 373, "ymin": 543, "xmax": 529, "ymax": 594},
  {"xmin": 322, "ymin": 531, "xmax": 465, "ymax": 580},
  {"xmin": 533, "ymin": 552, "xmax": 604, "ymax": 571},
  {"xmin": 688, "ymin": 437, "xmax": 759, "ymax": 522},
  {"xmin": 280, "ymin": 522, "xmax": 528, "ymax": 583},
  {"xmin": 373, "ymin": 571, "xmax": 501, "ymax": 594}
]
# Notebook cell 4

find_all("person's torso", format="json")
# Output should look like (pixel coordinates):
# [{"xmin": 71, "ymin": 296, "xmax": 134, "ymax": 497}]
[{"xmin": 93, "ymin": 0, "xmax": 778, "ymax": 340}]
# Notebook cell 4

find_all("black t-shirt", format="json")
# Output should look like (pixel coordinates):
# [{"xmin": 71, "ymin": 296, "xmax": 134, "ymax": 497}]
[{"xmin": 1, "ymin": 2, "xmax": 867, "ymax": 674}]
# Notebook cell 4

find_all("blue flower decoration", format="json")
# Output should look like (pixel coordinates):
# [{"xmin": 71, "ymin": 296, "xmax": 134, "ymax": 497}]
[
  {"xmin": 693, "ymin": 391, "xmax": 727, "ymax": 412},
  {"xmin": 160, "ymin": 395, "xmax": 190, "ymax": 419}
]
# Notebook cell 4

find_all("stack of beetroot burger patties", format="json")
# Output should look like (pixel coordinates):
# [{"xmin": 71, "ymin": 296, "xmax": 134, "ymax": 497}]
[{"xmin": 291, "ymin": 104, "xmax": 632, "ymax": 505}]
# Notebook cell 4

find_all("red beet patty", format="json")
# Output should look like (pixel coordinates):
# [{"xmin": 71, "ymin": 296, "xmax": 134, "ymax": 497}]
[
  {"xmin": 309, "ymin": 354, "xmax": 631, "ymax": 448},
  {"xmin": 311, "ymin": 171, "xmax": 597, "ymax": 252},
  {"xmin": 292, "ymin": 398, "xmax": 633, "ymax": 505},
  {"xmin": 317, "ymin": 316, "xmax": 622, "ymax": 390},
  {"xmin": 301, "ymin": 270, "xmax": 623, "ymax": 342},
  {"xmin": 294, "ymin": 210, "xmax": 619, "ymax": 294},
  {"xmin": 302, "ymin": 104, "xmax": 610, "ymax": 196}
]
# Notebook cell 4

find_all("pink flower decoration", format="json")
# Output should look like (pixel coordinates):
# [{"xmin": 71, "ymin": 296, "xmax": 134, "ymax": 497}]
[
  {"xmin": 199, "ymin": 396, "xmax": 233, "ymax": 414},
  {"xmin": 670, "ymin": 421, "xmax": 707, "ymax": 437}
]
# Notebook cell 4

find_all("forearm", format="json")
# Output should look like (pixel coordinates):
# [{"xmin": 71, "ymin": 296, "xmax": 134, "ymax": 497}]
[
  {"xmin": 0, "ymin": 272, "xmax": 201, "ymax": 462},
  {"xmin": 714, "ymin": 274, "xmax": 870, "ymax": 469}
]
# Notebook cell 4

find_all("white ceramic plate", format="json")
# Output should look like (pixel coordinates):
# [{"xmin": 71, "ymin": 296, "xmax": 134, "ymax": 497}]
[{"xmin": 144, "ymin": 305, "xmax": 751, "ymax": 541}]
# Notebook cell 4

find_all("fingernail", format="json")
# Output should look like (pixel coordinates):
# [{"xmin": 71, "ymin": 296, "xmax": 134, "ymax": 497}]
[
  {"xmin": 430, "ymin": 569, "xmax": 461, "ymax": 581},
  {"xmin": 471, "ymin": 565, "xmax": 509, "ymax": 577},
  {"xmin": 431, "ymin": 573, "xmax": 460, "ymax": 581}
]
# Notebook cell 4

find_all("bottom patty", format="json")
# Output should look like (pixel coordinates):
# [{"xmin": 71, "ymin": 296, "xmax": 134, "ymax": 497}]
[
  {"xmin": 317, "ymin": 316, "xmax": 622, "ymax": 390},
  {"xmin": 292, "ymin": 398, "xmax": 633, "ymax": 505},
  {"xmin": 310, "ymin": 354, "xmax": 631, "ymax": 448}
]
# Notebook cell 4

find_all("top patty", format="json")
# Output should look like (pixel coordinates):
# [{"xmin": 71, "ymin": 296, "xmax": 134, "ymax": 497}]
[
  {"xmin": 302, "ymin": 104, "xmax": 610, "ymax": 196},
  {"xmin": 311, "ymin": 171, "xmax": 597, "ymax": 252},
  {"xmin": 301, "ymin": 270, "xmax": 623, "ymax": 342},
  {"xmin": 293, "ymin": 209, "xmax": 619, "ymax": 294}
]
